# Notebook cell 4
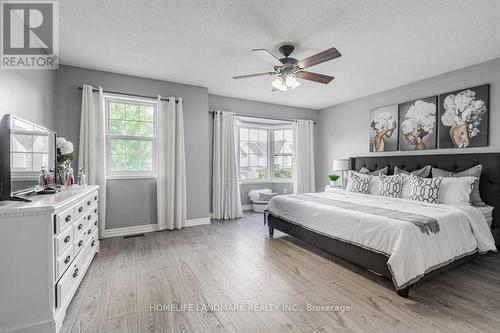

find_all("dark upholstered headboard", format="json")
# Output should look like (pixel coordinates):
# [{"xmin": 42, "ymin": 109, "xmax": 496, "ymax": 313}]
[{"xmin": 350, "ymin": 153, "xmax": 500, "ymax": 229}]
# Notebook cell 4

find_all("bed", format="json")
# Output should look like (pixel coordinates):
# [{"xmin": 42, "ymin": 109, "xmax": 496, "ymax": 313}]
[{"xmin": 265, "ymin": 153, "xmax": 500, "ymax": 297}]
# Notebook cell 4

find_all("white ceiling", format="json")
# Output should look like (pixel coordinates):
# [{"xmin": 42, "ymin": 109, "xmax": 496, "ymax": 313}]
[{"xmin": 59, "ymin": 0, "xmax": 500, "ymax": 110}]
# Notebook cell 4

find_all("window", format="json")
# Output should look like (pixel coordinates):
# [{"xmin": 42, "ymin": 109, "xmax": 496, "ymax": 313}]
[
  {"xmin": 238, "ymin": 124, "xmax": 293, "ymax": 182},
  {"xmin": 239, "ymin": 127, "xmax": 268, "ymax": 180},
  {"xmin": 273, "ymin": 129, "xmax": 293, "ymax": 179},
  {"xmin": 105, "ymin": 96, "xmax": 157, "ymax": 177}
]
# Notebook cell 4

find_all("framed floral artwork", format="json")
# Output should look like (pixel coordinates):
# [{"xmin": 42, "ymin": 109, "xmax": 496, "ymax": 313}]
[
  {"xmin": 398, "ymin": 96, "xmax": 438, "ymax": 151},
  {"xmin": 369, "ymin": 104, "xmax": 398, "ymax": 152},
  {"xmin": 438, "ymin": 84, "xmax": 489, "ymax": 149}
]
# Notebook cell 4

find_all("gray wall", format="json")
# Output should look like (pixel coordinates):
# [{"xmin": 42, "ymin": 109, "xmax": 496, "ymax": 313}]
[
  {"xmin": 208, "ymin": 94, "xmax": 316, "ymax": 209},
  {"xmin": 316, "ymin": 57, "xmax": 500, "ymax": 191},
  {"xmin": 55, "ymin": 65, "xmax": 209, "ymax": 229},
  {"xmin": 0, "ymin": 70, "xmax": 55, "ymax": 130}
]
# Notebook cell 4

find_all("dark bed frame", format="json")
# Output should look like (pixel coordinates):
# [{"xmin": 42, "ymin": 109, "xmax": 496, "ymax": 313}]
[{"xmin": 266, "ymin": 153, "xmax": 500, "ymax": 298}]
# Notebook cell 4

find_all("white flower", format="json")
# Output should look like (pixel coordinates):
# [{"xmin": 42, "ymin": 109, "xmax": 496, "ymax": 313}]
[
  {"xmin": 371, "ymin": 112, "xmax": 396, "ymax": 138},
  {"xmin": 400, "ymin": 119, "xmax": 414, "ymax": 135},
  {"xmin": 440, "ymin": 89, "xmax": 487, "ymax": 141},
  {"xmin": 56, "ymin": 137, "xmax": 74, "ymax": 155},
  {"xmin": 402, "ymin": 99, "xmax": 436, "ymax": 137}
]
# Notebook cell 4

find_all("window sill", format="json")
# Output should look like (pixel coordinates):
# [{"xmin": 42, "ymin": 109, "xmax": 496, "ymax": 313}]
[
  {"xmin": 106, "ymin": 174, "xmax": 157, "ymax": 180},
  {"xmin": 240, "ymin": 179, "xmax": 293, "ymax": 185}
]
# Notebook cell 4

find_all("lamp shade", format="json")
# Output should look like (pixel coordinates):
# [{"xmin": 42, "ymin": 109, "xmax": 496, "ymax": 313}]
[{"xmin": 332, "ymin": 159, "xmax": 349, "ymax": 171}]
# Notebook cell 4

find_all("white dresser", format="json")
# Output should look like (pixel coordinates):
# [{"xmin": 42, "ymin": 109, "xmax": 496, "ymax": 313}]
[{"xmin": 0, "ymin": 186, "xmax": 100, "ymax": 333}]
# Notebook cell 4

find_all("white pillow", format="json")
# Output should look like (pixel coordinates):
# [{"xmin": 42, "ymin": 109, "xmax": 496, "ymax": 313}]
[
  {"xmin": 368, "ymin": 176, "xmax": 381, "ymax": 195},
  {"xmin": 438, "ymin": 176, "xmax": 476, "ymax": 204},
  {"xmin": 400, "ymin": 174, "xmax": 412, "ymax": 199}
]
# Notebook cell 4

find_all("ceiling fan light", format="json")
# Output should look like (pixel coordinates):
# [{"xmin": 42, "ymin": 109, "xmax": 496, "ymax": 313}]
[
  {"xmin": 289, "ymin": 78, "xmax": 300, "ymax": 90},
  {"xmin": 285, "ymin": 74, "xmax": 297, "ymax": 86},
  {"xmin": 272, "ymin": 77, "xmax": 288, "ymax": 91}
]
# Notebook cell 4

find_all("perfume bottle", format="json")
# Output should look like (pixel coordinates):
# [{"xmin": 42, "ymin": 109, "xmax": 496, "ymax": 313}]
[
  {"xmin": 39, "ymin": 166, "xmax": 48, "ymax": 186},
  {"xmin": 47, "ymin": 168, "xmax": 55, "ymax": 187},
  {"xmin": 77, "ymin": 167, "xmax": 87, "ymax": 186}
]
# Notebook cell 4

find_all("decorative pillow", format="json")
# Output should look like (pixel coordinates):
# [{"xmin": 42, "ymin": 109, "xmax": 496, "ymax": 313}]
[
  {"xmin": 346, "ymin": 172, "xmax": 372, "ymax": 194},
  {"xmin": 408, "ymin": 175, "xmax": 443, "ymax": 204},
  {"xmin": 432, "ymin": 165, "xmax": 484, "ymax": 206},
  {"xmin": 259, "ymin": 192, "xmax": 277, "ymax": 201},
  {"xmin": 394, "ymin": 165, "xmax": 431, "ymax": 178},
  {"xmin": 378, "ymin": 174, "xmax": 404, "ymax": 198},
  {"xmin": 438, "ymin": 177, "xmax": 476, "ymax": 204},
  {"xmin": 359, "ymin": 166, "xmax": 388, "ymax": 175},
  {"xmin": 368, "ymin": 176, "xmax": 381, "ymax": 195}
]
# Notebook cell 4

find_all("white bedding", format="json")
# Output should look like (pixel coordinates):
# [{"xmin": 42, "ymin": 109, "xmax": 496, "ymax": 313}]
[
  {"xmin": 475, "ymin": 205, "xmax": 494, "ymax": 227},
  {"xmin": 265, "ymin": 189, "xmax": 496, "ymax": 289}
]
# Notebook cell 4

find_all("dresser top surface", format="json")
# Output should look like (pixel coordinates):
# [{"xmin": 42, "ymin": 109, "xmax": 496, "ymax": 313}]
[{"xmin": 0, "ymin": 185, "xmax": 99, "ymax": 217}]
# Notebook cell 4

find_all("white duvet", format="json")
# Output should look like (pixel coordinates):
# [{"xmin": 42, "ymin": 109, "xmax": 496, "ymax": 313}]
[{"xmin": 265, "ymin": 189, "xmax": 497, "ymax": 289}]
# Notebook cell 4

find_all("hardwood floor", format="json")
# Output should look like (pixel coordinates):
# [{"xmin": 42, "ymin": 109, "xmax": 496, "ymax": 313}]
[{"xmin": 61, "ymin": 212, "xmax": 500, "ymax": 333}]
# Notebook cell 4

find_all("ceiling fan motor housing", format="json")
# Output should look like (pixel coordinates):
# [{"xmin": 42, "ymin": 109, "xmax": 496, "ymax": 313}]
[{"xmin": 279, "ymin": 44, "xmax": 295, "ymax": 58}]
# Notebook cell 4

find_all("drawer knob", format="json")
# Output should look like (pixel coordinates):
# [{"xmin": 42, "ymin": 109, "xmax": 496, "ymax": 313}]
[
  {"xmin": 78, "ymin": 207, "xmax": 84, "ymax": 213},
  {"xmin": 87, "ymin": 229, "xmax": 92, "ymax": 235},
  {"xmin": 91, "ymin": 240, "xmax": 95, "ymax": 247},
  {"xmin": 78, "ymin": 223, "xmax": 83, "ymax": 230},
  {"xmin": 65, "ymin": 216, "xmax": 71, "ymax": 222},
  {"xmin": 94, "ymin": 196, "xmax": 98, "ymax": 201},
  {"xmin": 94, "ymin": 221, "xmax": 98, "ymax": 226},
  {"xmin": 94, "ymin": 208, "xmax": 98, "ymax": 214},
  {"xmin": 78, "ymin": 240, "xmax": 83, "ymax": 247},
  {"xmin": 72, "ymin": 268, "xmax": 79, "ymax": 278},
  {"xmin": 64, "ymin": 255, "xmax": 71, "ymax": 264},
  {"xmin": 87, "ymin": 200, "xmax": 91, "ymax": 206},
  {"xmin": 87, "ymin": 215, "xmax": 92, "ymax": 220},
  {"xmin": 64, "ymin": 235, "xmax": 71, "ymax": 243}
]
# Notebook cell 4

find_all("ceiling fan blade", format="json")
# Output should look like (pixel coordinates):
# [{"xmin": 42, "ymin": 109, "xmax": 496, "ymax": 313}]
[
  {"xmin": 252, "ymin": 49, "xmax": 283, "ymax": 66},
  {"xmin": 233, "ymin": 72, "xmax": 276, "ymax": 80},
  {"xmin": 296, "ymin": 71, "xmax": 335, "ymax": 84},
  {"xmin": 296, "ymin": 47, "xmax": 341, "ymax": 69}
]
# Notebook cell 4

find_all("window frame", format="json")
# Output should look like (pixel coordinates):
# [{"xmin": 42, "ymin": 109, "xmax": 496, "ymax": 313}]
[
  {"xmin": 104, "ymin": 94, "xmax": 158, "ymax": 179},
  {"xmin": 237, "ymin": 122, "xmax": 293, "ymax": 184}
]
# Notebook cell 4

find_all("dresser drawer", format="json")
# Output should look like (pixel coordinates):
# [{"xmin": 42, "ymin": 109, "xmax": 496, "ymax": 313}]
[
  {"xmin": 56, "ymin": 245, "xmax": 74, "ymax": 281},
  {"xmin": 55, "ymin": 226, "xmax": 73, "ymax": 258},
  {"xmin": 73, "ymin": 200, "xmax": 86, "ymax": 220},
  {"xmin": 56, "ymin": 232, "xmax": 96, "ymax": 308},
  {"xmin": 55, "ymin": 207, "xmax": 74, "ymax": 234},
  {"xmin": 73, "ymin": 216, "xmax": 86, "ymax": 239}
]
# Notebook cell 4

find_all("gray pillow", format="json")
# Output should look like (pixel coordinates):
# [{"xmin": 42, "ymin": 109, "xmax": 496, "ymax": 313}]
[
  {"xmin": 394, "ymin": 165, "xmax": 431, "ymax": 178},
  {"xmin": 432, "ymin": 165, "xmax": 484, "ymax": 206},
  {"xmin": 259, "ymin": 192, "xmax": 277, "ymax": 201},
  {"xmin": 359, "ymin": 166, "xmax": 388, "ymax": 175},
  {"xmin": 408, "ymin": 175, "xmax": 443, "ymax": 204}
]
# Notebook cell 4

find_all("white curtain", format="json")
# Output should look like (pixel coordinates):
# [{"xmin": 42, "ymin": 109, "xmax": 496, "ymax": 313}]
[
  {"xmin": 212, "ymin": 111, "xmax": 243, "ymax": 219},
  {"xmin": 157, "ymin": 97, "xmax": 186, "ymax": 230},
  {"xmin": 293, "ymin": 119, "xmax": 315, "ymax": 193},
  {"xmin": 79, "ymin": 84, "xmax": 106, "ymax": 236}
]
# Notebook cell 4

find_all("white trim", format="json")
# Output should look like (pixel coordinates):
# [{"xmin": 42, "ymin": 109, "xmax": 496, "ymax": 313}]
[
  {"xmin": 101, "ymin": 217, "xmax": 211, "ymax": 238},
  {"xmin": 184, "ymin": 217, "xmax": 211, "ymax": 227},
  {"xmin": 242, "ymin": 204, "xmax": 253, "ymax": 211},
  {"xmin": 106, "ymin": 174, "xmax": 157, "ymax": 180}
]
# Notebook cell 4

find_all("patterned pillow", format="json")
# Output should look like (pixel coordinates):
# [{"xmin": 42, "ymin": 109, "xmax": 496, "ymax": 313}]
[
  {"xmin": 378, "ymin": 174, "xmax": 404, "ymax": 198},
  {"xmin": 408, "ymin": 175, "xmax": 443, "ymax": 204},
  {"xmin": 346, "ymin": 172, "xmax": 372, "ymax": 194}
]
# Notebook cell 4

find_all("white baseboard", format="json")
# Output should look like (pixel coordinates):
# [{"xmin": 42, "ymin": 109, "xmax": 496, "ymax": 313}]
[
  {"xmin": 102, "ymin": 217, "xmax": 211, "ymax": 238},
  {"xmin": 242, "ymin": 204, "xmax": 253, "ymax": 211},
  {"xmin": 184, "ymin": 217, "xmax": 211, "ymax": 227}
]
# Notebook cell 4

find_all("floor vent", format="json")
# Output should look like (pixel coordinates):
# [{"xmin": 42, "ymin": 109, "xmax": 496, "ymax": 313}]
[{"xmin": 123, "ymin": 233, "xmax": 145, "ymax": 239}]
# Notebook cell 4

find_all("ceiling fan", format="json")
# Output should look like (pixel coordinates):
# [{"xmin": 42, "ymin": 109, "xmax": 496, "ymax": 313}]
[{"xmin": 233, "ymin": 44, "xmax": 341, "ymax": 91}]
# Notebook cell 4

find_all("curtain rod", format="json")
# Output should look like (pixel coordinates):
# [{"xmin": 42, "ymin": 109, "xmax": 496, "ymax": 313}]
[
  {"xmin": 208, "ymin": 111, "xmax": 316, "ymax": 124},
  {"xmin": 78, "ymin": 87, "xmax": 183, "ymax": 103}
]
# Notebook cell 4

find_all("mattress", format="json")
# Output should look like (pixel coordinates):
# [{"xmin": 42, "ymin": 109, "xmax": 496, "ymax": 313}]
[
  {"xmin": 475, "ymin": 205, "xmax": 494, "ymax": 227},
  {"xmin": 266, "ymin": 190, "xmax": 497, "ymax": 290}
]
